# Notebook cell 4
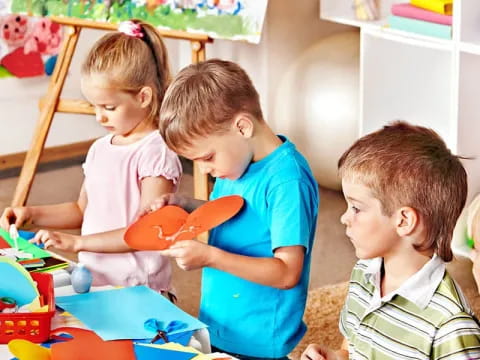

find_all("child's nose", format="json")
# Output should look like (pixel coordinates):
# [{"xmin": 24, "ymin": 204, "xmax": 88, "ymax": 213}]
[{"xmin": 95, "ymin": 110, "xmax": 107, "ymax": 123}]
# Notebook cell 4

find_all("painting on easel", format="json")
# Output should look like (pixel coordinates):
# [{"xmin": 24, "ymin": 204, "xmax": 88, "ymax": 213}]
[
  {"xmin": 7, "ymin": 0, "xmax": 268, "ymax": 43},
  {"xmin": 0, "ymin": 4, "xmax": 62, "ymax": 78}
]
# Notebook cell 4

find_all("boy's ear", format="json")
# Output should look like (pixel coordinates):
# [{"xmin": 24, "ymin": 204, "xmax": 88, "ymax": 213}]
[
  {"xmin": 395, "ymin": 206, "xmax": 419, "ymax": 237},
  {"xmin": 138, "ymin": 86, "xmax": 153, "ymax": 108},
  {"xmin": 233, "ymin": 113, "xmax": 254, "ymax": 138}
]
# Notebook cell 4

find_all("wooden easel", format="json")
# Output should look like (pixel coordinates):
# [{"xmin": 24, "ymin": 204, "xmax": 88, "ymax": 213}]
[{"xmin": 11, "ymin": 16, "xmax": 212, "ymax": 207}]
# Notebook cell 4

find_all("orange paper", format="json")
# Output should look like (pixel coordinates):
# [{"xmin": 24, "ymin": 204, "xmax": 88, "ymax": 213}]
[
  {"xmin": 50, "ymin": 327, "xmax": 135, "ymax": 360},
  {"xmin": 124, "ymin": 195, "xmax": 244, "ymax": 250}
]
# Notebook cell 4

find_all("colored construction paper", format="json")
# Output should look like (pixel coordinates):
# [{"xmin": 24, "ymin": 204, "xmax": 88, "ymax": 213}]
[
  {"xmin": 7, "ymin": 339, "xmax": 51, "ymax": 360},
  {"xmin": 389, "ymin": 15, "xmax": 451, "ymax": 40},
  {"xmin": 0, "ymin": 228, "xmax": 51, "ymax": 258},
  {"xmin": 50, "ymin": 327, "xmax": 135, "ymax": 360},
  {"xmin": 0, "ymin": 257, "xmax": 39, "ymax": 306},
  {"xmin": 391, "ymin": 3, "xmax": 452, "ymax": 25},
  {"xmin": 56, "ymin": 286, "xmax": 207, "ymax": 341},
  {"xmin": 0, "ymin": 235, "xmax": 9, "ymax": 248},
  {"xmin": 125, "ymin": 195, "xmax": 244, "ymax": 250},
  {"xmin": 134, "ymin": 344, "xmax": 197, "ymax": 360},
  {"xmin": 411, "ymin": 0, "xmax": 452, "ymax": 15}
]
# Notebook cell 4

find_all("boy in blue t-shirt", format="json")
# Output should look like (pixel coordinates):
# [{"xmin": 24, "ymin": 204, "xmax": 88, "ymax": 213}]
[{"xmin": 150, "ymin": 59, "xmax": 319, "ymax": 359}]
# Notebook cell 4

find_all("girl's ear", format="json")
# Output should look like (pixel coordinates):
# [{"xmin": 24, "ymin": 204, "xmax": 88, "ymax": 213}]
[
  {"xmin": 395, "ymin": 206, "xmax": 419, "ymax": 237},
  {"xmin": 138, "ymin": 86, "xmax": 153, "ymax": 108},
  {"xmin": 232, "ymin": 113, "xmax": 254, "ymax": 138}
]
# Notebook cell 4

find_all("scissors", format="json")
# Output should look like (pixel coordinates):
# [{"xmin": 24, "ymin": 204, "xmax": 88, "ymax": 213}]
[
  {"xmin": 0, "ymin": 296, "xmax": 16, "ymax": 311},
  {"xmin": 143, "ymin": 319, "xmax": 187, "ymax": 344}
]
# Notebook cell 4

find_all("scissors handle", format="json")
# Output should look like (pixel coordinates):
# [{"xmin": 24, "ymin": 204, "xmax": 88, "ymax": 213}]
[
  {"xmin": 150, "ymin": 330, "xmax": 168, "ymax": 344},
  {"xmin": 0, "ymin": 296, "xmax": 16, "ymax": 311}
]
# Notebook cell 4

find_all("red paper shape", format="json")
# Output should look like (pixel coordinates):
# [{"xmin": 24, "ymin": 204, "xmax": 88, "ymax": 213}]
[
  {"xmin": 50, "ymin": 327, "xmax": 135, "ymax": 360},
  {"xmin": 1, "ymin": 47, "xmax": 44, "ymax": 77},
  {"xmin": 124, "ymin": 195, "xmax": 244, "ymax": 250},
  {"xmin": 0, "ymin": 235, "xmax": 10, "ymax": 248}
]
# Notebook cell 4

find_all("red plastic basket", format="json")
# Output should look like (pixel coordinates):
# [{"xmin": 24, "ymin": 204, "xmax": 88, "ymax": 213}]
[{"xmin": 0, "ymin": 272, "xmax": 55, "ymax": 343}]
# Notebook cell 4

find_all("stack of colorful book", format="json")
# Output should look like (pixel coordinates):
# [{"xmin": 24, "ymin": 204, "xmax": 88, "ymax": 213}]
[{"xmin": 389, "ymin": 0, "xmax": 453, "ymax": 39}]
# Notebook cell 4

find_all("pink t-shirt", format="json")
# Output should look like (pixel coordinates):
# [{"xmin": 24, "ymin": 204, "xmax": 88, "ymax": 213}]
[{"xmin": 78, "ymin": 131, "xmax": 182, "ymax": 292}]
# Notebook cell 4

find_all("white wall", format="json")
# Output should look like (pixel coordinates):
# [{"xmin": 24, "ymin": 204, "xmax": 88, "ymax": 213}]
[{"xmin": 0, "ymin": 0, "xmax": 348, "ymax": 156}]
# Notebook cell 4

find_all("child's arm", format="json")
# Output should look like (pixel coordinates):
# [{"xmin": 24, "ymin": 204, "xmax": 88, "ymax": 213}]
[
  {"xmin": 146, "ymin": 192, "xmax": 206, "ymax": 214},
  {"xmin": 161, "ymin": 240, "xmax": 305, "ymax": 289},
  {"xmin": 0, "ymin": 183, "xmax": 87, "ymax": 230},
  {"xmin": 300, "ymin": 338, "xmax": 349, "ymax": 360},
  {"xmin": 32, "ymin": 176, "xmax": 176, "ymax": 253}
]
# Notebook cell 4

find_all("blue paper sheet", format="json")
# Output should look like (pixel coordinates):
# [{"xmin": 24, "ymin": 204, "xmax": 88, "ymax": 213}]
[
  {"xmin": 134, "ymin": 344, "xmax": 197, "ymax": 360},
  {"xmin": 56, "ymin": 286, "xmax": 207, "ymax": 341},
  {"xmin": 0, "ymin": 257, "xmax": 39, "ymax": 306}
]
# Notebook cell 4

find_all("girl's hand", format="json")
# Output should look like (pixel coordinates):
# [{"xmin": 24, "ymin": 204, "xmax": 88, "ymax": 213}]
[
  {"xmin": 0, "ymin": 206, "xmax": 32, "ymax": 230},
  {"xmin": 159, "ymin": 240, "xmax": 214, "ymax": 271},
  {"xmin": 139, "ymin": 193, "xmax": 187, "ymax": 216},
  {"xmin": 301, "ymin": 344, "xmax": 342, "ymax": 360},
  {"xmin": 31, "ymin": 230, "xmax": 80, "ymax": 252}
]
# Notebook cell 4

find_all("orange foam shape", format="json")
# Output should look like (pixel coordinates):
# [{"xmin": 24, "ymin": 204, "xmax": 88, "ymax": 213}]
[
  {"xmin": 124, "ymin": 195, "xmax": 244, "ymax": 250},
  {"xmin": 50, "ymin": 327, "xmax": 135, "ymax": 360}
]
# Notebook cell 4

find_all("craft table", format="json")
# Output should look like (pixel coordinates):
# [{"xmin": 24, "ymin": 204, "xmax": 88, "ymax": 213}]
[{"xmin": 0, "ymin": 283, "xmax": 211, "ymax": 358}]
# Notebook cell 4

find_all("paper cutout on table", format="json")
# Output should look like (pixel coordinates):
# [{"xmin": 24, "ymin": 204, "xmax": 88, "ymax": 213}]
[
  {"xmin": 0, "ymin": 228, "xmax": 51, "ymax": 258},
  {"xmin": 7, "ymin": 339, "xmax": 51, "ymax": 360},
  {"xmin": 125, "ymin": 195, "xmax": 244, "ymax": 250},
  {"xmin": 0, "ymin": 257, "xmax": 39, "ymax": 306},
  {"xmin": 149, "ymin": 342, "xmax": 227, "ymax": 360},
  {"xmin": 49, "ymin": 327, "xmax": 135, "ymax": 360},
  {"xmin": 30, "ymin": 256, "xmax": 69, "ymax": 273},
  {"xmin": 56, "ymin": 286, "xmax": 207, "ymax": 341},
  {"xmin": 134, "ymin": 343, "xmax": 197, "ymax": 360},
  {"xmin": 0, "ymin": 234, "xmax": 10, "ymax": 248}
]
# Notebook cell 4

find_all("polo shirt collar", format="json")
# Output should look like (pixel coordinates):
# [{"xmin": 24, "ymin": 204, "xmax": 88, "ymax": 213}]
[{"xmin": 363, "ymin": 254, "xmax": 446, "ymax": 310}]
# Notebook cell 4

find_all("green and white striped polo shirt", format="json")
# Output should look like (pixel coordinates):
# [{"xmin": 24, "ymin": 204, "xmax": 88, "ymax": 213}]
[{"xmin": 340, "ymin": 255, "xmax": 480, "ymax": 359}]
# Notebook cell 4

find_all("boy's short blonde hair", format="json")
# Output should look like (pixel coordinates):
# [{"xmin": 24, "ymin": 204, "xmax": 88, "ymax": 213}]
[
  {"xmin": 159, "ymin": 58, "xmax": 263, "ymax": 153},
  {"xmin": 338, "ymin": 121, "xmax": 467, "ymax": 262}
]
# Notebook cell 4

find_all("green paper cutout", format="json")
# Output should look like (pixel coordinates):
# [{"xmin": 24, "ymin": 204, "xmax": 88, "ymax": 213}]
[{"xmin": 0, "ymin": 228, "xmax": 51, "ymax": 259}]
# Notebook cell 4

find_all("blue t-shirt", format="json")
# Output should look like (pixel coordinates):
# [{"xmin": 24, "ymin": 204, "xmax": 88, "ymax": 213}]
[{"xmin": 199, "ymin": 136, "xmax": 319, "ymax": 358}]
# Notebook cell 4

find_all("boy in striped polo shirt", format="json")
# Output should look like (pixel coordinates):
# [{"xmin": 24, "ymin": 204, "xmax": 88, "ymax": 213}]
[{"xmin": 302, "ymin": 121, "xmax": 480, "ymax": 360}]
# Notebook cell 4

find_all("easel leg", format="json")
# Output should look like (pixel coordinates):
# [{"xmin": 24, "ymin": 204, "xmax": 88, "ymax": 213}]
[
  {"xmin": 190, "ymin": 41, "xmax": 210, "ymax": 202},
  {"xmin": 12, "ymin": 25, "xmax": 81, "ymax": 206}
]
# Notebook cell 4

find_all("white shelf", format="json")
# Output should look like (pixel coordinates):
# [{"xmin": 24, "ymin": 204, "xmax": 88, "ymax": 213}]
[
  {"xmin": 361, "ymin": 30, "xmax": 453, "ymax": 144},
  {"xmin": 363, "ymin": 26, "xmax": 453, "ymax": 50},
  {"xmin": 320, "ymin": 13, "xmax": 386, "ymax": 29},
  {"xmin": 321, "ymin": 0, "xmax": 480, "ymax": 200},
  {"xmin": 459, "ymin": 42, "xmax": 480, "ymax": 56}
]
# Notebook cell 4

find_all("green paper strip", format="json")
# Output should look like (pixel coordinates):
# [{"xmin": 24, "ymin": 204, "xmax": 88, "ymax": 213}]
[{"xmin": 0, "ymin": 228, "xmax": 51, "ymax": 259}]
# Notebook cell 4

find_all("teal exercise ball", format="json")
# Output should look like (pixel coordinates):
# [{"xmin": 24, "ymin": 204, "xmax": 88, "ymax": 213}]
[{"xmin": 273, "ymin": 31, "xmax": 360, "ymax": 190}]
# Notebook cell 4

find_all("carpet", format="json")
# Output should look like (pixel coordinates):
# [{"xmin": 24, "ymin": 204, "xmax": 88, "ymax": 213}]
[{"xmin": 289, "ymin": 282, "xmax": 480, "ymax": 360}]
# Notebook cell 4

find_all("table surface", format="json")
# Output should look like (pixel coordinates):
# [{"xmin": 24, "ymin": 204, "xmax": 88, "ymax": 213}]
[{"xmin": 0, "ymin": 283, "xmax": 211, "ymax": 358}]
